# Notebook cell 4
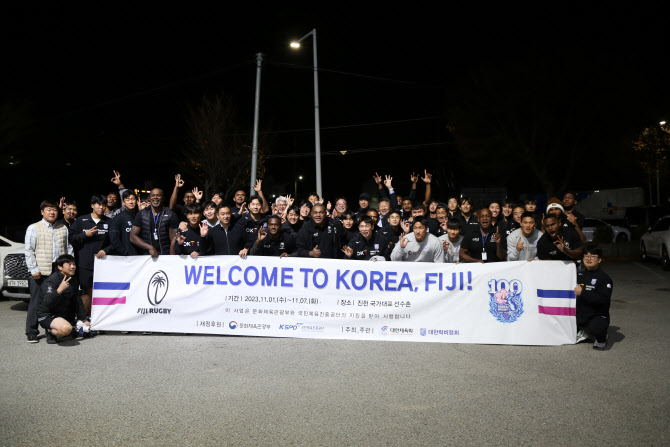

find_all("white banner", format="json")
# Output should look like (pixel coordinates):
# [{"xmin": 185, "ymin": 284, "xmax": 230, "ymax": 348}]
[{"xmin": 91, "ymin": 256, "xmax": 577, "ymax": 345}]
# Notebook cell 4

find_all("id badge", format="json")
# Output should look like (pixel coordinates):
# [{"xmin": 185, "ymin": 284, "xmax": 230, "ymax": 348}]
[
  {"xmin": 481, "ymin": 250, "xmax": 487, "ymax": 261},
  {"xmin": 153, "ymin": 232, "xmax": 158, "ymax": 240}
]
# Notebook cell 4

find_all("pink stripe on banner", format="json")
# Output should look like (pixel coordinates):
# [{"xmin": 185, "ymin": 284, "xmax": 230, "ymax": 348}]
[
  {"xmin": 92, "ymin": 297, "xmax": 127, "ymax": 306},
  {"xmin": 538, "ymin": 305, "xmax": 575, "ymax": 316}
]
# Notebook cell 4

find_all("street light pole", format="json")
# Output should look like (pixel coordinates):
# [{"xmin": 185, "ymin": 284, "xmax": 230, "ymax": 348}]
[
  {"xmin": 291, "ymin": 29, "xmax": 322, "ymax": 199},
  {"xmin": 250, "ymin": 52, "xmax": 263, "ymax": 197}
]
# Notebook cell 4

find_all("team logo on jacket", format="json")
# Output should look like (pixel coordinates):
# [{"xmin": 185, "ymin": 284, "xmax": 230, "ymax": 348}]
[
  {"xmin": 147, "ymin": 270, "xmax": 169, "ymax": 306},
  {"xmin": 488, "ymin": 279, "xmax": 524, "ymax": 323},
  {"xmin": 591, "ymin": 279, "xmax": 597, "ymax": 285}
]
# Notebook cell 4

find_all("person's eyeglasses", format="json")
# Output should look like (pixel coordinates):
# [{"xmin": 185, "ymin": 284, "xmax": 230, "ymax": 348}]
[{"xmin": 584, "ymin": 255, "xmax": 599, "ymax": 260}]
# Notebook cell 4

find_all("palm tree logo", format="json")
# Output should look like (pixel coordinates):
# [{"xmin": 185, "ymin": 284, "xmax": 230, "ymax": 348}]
[{"xmin": 147, "ymin": 271, "xmax": 169, "ymax": 306}]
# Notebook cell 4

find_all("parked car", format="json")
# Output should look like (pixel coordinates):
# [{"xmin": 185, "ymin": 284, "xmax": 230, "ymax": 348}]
[
  {"xmin": 640, "ymin": 216, "xmax": 670, "ymax": 270},
  {"xmin": 0, "ymin": 235, "xmax": 30, "ymax": 302},
  {"xmin": 582, "ymin": 218, "xmax": 632, "ymax": 243}
]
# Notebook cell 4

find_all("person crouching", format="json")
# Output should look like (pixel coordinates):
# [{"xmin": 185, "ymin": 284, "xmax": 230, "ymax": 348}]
[{"xmin": 37, "ymin": 255, "xmax": 91, "ymax": 344}]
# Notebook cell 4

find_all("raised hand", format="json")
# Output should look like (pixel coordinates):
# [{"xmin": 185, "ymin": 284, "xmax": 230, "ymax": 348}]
[
  {"xmin": 410, "ymin": 172, "xmax": 419, "ymax": 184},
  {"xmin": 239, "ymin": 202, "xmax": 247, "ymax": 215},
  {"xmin": 271, "ymin": 203, "xmax": 278, "ymax": 215},
  {"xmin": 384, "ymin": 175, "xmax": 393, "ymax": 189},
  {"xmin": 253, "ymin": 179, "xmax": 262, "ymax": 193},
  {"xmin": 192, "ymin": 187, "xmax": 203, "ymax": 202},
  {"xmin": 139, "ymin": 200, "xmax": 150, "ymax": 211},
  {"xmin": 257, "ymin": 226, "xmax": 267, "ymax": 243},
  {"xmin": 421, "ymin": 169, "xmax": 432, "ymax": 184},
  {"xmin": 553, "ymin": 234, "xmax": 565, "ymax": 252},
  {"xmin": 516, "ymin": 237, "xmax": 525, "ymax": 251},
  {"xmin": 59, "ymin": 197, "xmax": 66, "ymax": 212},
  {"xmin": 176, "ymin": 233, "xmax": 186, "ymax": 245},
  {"xmin": 199, "ymin": 221, "xmax": 209, "ymax": 237},
  {"xmin": 309, "ymin": 244, "xmax": 322, "ymax": 258},
  {"xmin": 373, "ymin": 172, "xmax": 382, "ymax": 184},
  {"xmin": 442, "ymin": 240, "xmax": 449, "ymax": 251},
  {"xmin": 111, "ymin": 170, "xmax": 122, "ymax": 186},
  {"xmin": 341, "ymin": 245, "xmax": 354, "ymax": 258},
  {"xmin": 401, "ymin": 221, "xmax": 410, "ymax": 234},
  {"xmin": 286, "ymin": 194, "xmax": 294, "ymax": 208},
  {"xmin": 400, "ymin": 237, "xmax": 409, "ymax": 249},
  {"xmin": 85, "ymin": 226, "xmax": 98, "ymax": 237},
  {"xmin": 57, "ymin": 275, "xmax": 71, "ymax": 294},
  {"xmin": 175, "ymin": 174, "xmax": 184, "ymax": 188},
  {"xmin": 179, "ymin": 221, "xmax": 188, "ymax": 232},
  {"xmin": 326, "ymin": 201, "xmax": 332, "ymax": 211},
  {"xmin": 492, "ymin": 227, "xmax": 501, "ymax": 244}
]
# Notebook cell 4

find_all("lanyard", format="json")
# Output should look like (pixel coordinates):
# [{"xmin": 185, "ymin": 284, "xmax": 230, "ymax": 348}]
[
  {"xmin": 152, "ymin": 210, "xmax": 162, "ymax": 228},
  {"xmin": 480, "ymin": 229, "xmax": 490, "ymax": 251}
]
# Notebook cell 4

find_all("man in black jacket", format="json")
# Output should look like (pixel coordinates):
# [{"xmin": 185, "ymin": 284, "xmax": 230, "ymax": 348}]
[
  {"xmin": 130, "ymin": 188, "xmax": 179, "ymax": 257},
  {"xmin": 537, "ymin": 215, "xmax": 584, "ymax": 261},
  {"xmin": 109, "ymin": 190, "xmax": 138, "ymax": 256},
  {"xmin": 37, "ymin": 255, "xmax": 90, "ymax": 344},
  {"xmin": 173, "ymin": 203, "xmax": 202, "ymax": 257},
  {"xmin": 575, "ymin": 244, "xmax": 613, "ymax": 350},
  {"xmin": 70, "ymin": 194, "xmax": 111, "ymax": 316},
  {"xmin": 249, "ymin": 216, "xmax": 295, "ymax": 257},
  {"xmin": 295, "ymin": 204, "xmax": 344, "ymax": 259},
  {"xmin": 342, "ymin": 216, "xmax": 392, "ymax": 261},
  {"xmin": 199, "ymin": 205, "xmax": 252, "ymax": 257}
]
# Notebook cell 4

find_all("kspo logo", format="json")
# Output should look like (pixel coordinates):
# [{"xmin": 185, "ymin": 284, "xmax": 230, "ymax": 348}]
[
  {"xmin": 147, "ymin": 271, "xmax": 169, "ymax": 306},
  {"xmin": 279, "ymin": 323, "xmax": 302, "ymax": 330}
]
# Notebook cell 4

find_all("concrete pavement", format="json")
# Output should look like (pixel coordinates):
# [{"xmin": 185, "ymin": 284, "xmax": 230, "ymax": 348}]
[{"xmin": 0, "ymin": 260, "xmax": 668, "ymax": 446}]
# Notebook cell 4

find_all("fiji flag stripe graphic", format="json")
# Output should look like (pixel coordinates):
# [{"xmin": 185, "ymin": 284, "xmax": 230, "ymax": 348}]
[
  {"xmin": 92, "ymin": 281, "xmax": 130, "ymax": 306},
  {"xmin": 536, "ymin": 289, "xmax": 575, "ymax": 316}
]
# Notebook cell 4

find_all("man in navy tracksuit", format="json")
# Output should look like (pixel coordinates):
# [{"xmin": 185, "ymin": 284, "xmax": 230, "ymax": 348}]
[
  {"xmin": 69, "ymin": 194, "xmax": 111, "ymax": 316},
  {"xmin": 109, "ymin": 190, "xmax": 138, "ymax": 256},
  {"xmin": 575, "ymin": 244, "xmax": 613, "ymax": 350}
]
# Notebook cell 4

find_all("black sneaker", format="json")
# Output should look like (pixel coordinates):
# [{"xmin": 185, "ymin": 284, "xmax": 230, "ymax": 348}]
[
  {"xmin": 71, "ymin": 328, "xmax": 80, "ymax": 339},
  {"xmin": 46, "ymin": 331, "xmax": 58, "ymax": 345},
  {"xmin": 26, "ymin": 334, "xmax": 39, "ymax": 343}
]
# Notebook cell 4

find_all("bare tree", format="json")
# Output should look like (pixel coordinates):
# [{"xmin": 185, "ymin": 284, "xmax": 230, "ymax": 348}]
[
  {"xmin": 632, "ymin": 122, "xmax": 670, "ymax": 205},
  {"xmin": 181, "ymin": 94, "xmax": 270, "ymax": 201}
]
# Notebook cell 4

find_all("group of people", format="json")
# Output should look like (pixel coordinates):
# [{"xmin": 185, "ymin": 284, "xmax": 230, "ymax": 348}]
[{"xmin": 23, "ymin": 170, "xmax": 612, "ymax": 350}]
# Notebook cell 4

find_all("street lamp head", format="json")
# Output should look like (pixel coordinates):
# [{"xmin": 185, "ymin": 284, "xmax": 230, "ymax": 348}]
[
  {"xmin": 660, "ymin": 121, "xmax": 667, "ymax": 126},
  {"xmin": 290, "ymin": 42, "xmax": 301, "ymax": 49},
  {"xmin": 299, "ymin": 176, "xmax": 303, "ymax": 180}
]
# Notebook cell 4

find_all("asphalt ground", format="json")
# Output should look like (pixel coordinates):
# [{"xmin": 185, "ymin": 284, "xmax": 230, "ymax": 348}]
[{"xmin": 0, "ymin": 260, "xmax": 668, "ymax": 446}]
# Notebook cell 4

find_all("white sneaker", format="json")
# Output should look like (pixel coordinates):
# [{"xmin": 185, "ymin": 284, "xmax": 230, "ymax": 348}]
[{"xmin": 576, "ymin": 329, "xmax": 589, "ymax": 343}]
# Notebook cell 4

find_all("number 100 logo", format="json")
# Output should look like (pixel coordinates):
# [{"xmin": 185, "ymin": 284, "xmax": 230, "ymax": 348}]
[{"xmin": 488, "ymin": 279, "xmax": 524, "ymax": 323}]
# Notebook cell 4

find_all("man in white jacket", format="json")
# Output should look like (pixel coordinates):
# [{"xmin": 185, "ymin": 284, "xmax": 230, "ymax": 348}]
[
  {"xmin": 391, "ymin": 217, "xmax": 444, "ymax": 263},
  {"xmin": 506, "ymin": 211, "xmax": 541, "ymax": 261}
]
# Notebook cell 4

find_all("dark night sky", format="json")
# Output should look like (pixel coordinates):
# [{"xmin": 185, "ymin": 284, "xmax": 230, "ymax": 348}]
[{"xmin": 1, "ymin": 5, "xmax": 668, "ymax": 237}]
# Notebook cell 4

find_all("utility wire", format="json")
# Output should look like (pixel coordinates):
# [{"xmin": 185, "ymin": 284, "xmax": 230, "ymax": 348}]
[
  {"xmin": 265, "ymin": 60, "xmax": 445, "ymax": 89},
  {"xmin": 239, "ymin": 115, "xmax": 444, "ymax": 136},
  {"xmin": 269, "ymin": 141, "xmax": 451, "ymax": 158}
]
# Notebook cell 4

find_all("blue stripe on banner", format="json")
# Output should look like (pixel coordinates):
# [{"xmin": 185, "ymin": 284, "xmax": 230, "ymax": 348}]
[
  {"xmin": 537, "ymin": 289, "xmax": 575, "ymax": 299},
  {"xmin": 94, "ymin": 282, "xmax": 130, "ymax": 290}
]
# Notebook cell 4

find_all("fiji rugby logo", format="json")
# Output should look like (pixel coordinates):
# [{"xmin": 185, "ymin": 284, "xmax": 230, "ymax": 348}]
[
  {"xmin": 488, "ymin": 279, "xmax": 524, "ymax": 323},
  {"xmin": 147, "ymin": 271, "xmax": 169, "ymax": 306}
]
